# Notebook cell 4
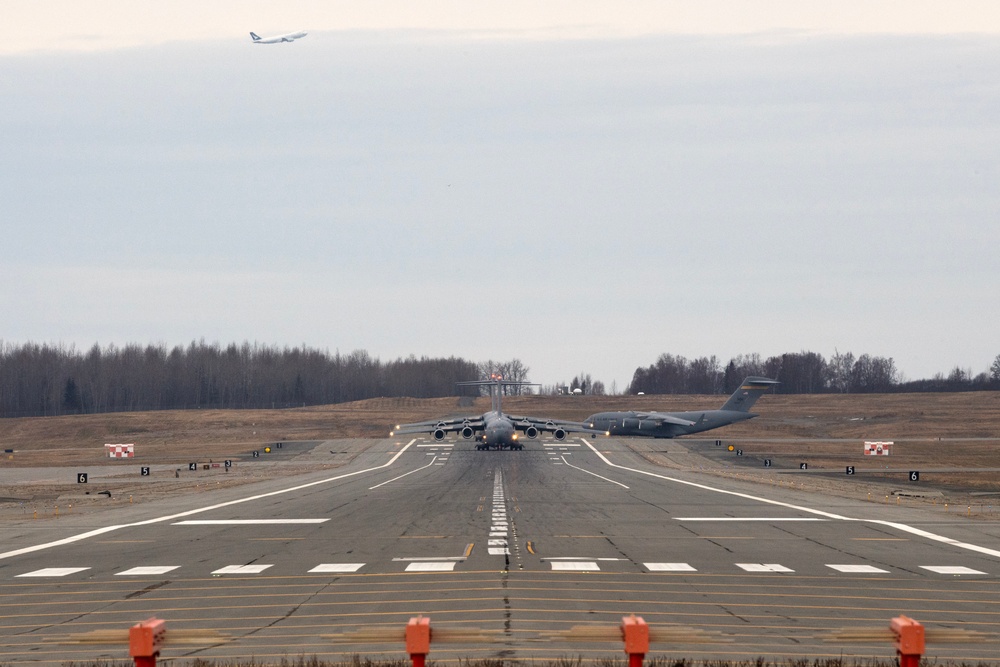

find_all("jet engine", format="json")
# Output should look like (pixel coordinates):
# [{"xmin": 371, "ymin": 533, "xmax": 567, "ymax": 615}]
[
  {"xmin": 552, "ymin": 428, "xmax": 567, "ymax": 441},
  {"xmin": 461, "ymin": 426, "xmax": 475, "ymax": 439},
  {"xmin": 433, "ymin": 428, "xmax": 447, "ymax": 441}
]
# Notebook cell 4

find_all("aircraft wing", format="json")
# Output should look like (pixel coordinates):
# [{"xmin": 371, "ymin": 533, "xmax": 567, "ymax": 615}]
[
  {"xmin": 391, "ymin": 416, "xmax": 483, "ymax": 436},
  {"xmin": 637, "ymin": 412, "xmax": 698, "ymax": 427},
  {"xmin": 508, "ymin": 414, "xmax": 607, "ymax": 435}
]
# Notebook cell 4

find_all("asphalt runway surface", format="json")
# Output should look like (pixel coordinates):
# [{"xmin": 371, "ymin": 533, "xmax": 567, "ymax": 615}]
[{"xmin": 2, "ymin": 437, "xmax": 1000, "ymax": 664}]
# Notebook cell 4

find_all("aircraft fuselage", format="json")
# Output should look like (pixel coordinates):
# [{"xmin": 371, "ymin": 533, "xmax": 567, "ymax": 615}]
[
  {"xmin": 588, "ymin": 409, "xmax": 757, "ymax": 438},
  {"xmin": 479, "ymin": 411, "xmax": 520, "ymax": 449}
]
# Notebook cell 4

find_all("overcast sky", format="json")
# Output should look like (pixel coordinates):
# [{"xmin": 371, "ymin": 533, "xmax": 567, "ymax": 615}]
[{"xmin": 3, "ymin": 2, "xmax": 999, "ymax": 390}]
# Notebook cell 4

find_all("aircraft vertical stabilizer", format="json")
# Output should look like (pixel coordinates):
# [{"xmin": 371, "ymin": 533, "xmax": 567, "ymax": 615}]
[{"xmin": 719, "ymin": 377, "xmax": 780, "ymax": 412}]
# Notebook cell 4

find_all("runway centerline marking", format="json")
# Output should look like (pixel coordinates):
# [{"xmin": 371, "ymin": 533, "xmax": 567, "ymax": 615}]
[
  {"xmin": 580, "ymin": 438, "xmax": 1000, "ymax": 560},
  {"xmin": 0, "ymin": 439, "xmax": 419, "ymax": 561}
]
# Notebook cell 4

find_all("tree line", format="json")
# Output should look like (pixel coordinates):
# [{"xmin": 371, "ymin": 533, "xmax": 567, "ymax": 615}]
[
  {"xmin": 3, "ymin": 341, "xmax": 999, "ymax": 418},
  {"xmin": 626, "ymin": 350, "xmax": 1000, "ymax": 396},
  {"xmin": 0, "ymin": 341, "xmax": 488, "ymax": 418}
]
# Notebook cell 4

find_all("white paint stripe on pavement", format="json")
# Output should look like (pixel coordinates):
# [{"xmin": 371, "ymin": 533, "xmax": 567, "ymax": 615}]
[
  {"xmin": 116, "ymin": 566, "xmax": 180, "ymax": 575},
  {"xmin": 17, "ymin": 567, "xmax": 90, "ymax": 577},
  {"xmin": 173, "ymin": 519, "xmax": 329, "ymax": 525}
]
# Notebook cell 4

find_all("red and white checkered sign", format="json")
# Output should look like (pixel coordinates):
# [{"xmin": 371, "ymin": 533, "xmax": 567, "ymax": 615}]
[
  {"xmin": 863, "ymin": 441, "xmax": 892, "ymax": 456},
  {"xmin": 105, "ymin": 443, "xmax": 135, "ymax": 458}
]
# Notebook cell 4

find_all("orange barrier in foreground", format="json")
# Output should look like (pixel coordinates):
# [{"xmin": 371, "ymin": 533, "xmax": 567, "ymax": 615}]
[{"xmin": 61, "ymin": 613, "xmax": 992, "ymax": 667}]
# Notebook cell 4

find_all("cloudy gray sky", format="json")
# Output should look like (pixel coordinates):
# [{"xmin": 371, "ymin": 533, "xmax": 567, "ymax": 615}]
[{"xmin": 3, "ymin": 3, "xmax": 999, "ymax": 390}]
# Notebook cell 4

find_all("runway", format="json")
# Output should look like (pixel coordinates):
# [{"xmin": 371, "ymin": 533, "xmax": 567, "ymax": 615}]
[{"xmin": 1, "ymin": 436, "xmax": 999, "ymax": 664}]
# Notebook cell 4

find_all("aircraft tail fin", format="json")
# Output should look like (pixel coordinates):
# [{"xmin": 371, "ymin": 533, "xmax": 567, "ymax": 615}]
[
  {"xmin": 720, "ymin": 376, "xmax": 779, "ymax": 412},
  {"xmin": 250, "ymin": 32, "xmax": 262, "ymax": 41},
  {"xmin": 457, "ymin": 377, "xmax": 539, "ymax": 415}
]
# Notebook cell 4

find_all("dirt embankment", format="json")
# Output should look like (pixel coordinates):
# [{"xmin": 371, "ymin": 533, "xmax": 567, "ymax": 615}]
[{"xmin": 2, "ymin": 392, "xmax": 1000, "ymax": 516}]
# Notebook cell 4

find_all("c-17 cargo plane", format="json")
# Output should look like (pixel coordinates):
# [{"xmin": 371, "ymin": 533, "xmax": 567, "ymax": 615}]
[
  {"xmin": 250, "ymin": 30, "xmax": 308, "ymax": 44},
  {"xmin": 391, "ymin": 375, "xmax": 606, "ymax": 450},
  {"xmin": 585, "ymin": 376, "xmax": 779, "ymax": 438}
]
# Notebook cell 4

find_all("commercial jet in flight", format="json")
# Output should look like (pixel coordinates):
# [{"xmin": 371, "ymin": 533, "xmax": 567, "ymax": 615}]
[
  {"xmin": 391, "ymin": 376, "xmax": 606, "ymax": 450},
  {"xmin": 250, "ymin": 30, "xmax": 308, "ymax": 44},
  {"xmin": 585, "ymin": 376, "xmax": 779, "ymax": 438}
]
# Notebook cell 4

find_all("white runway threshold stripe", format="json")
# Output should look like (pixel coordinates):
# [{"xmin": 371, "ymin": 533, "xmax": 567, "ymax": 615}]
[
  {"xmin": 551, "ymin": 561, "xmax": 600, "ymax": 571},
  {"xmin": 645, "ymin": 563, "xmax": 697, "ymax": 572},
  {"xmin": 737, "ymin": 563, "xmax": 794, "ymax": 573},
  {"xmin": 212, "ymin": 565, "xmax": 273, "ymax": 574},
  {"xmin": 309, "ymin": 563, "xmax": 366, "ymax": 573},
  {"xmin": 173, "ymin": 519, "xmax": 329, "ymax": 525},
  {"xmin": 406, "ymin": 562, "xmax": 456, "ymax": 572},
  {"xmin": 17, "ymin": 568, "xmax": 90, "ymax": 577},
  {"xmin": 116, "ymin": 566, "xmax": 180, "ymax": 576}
]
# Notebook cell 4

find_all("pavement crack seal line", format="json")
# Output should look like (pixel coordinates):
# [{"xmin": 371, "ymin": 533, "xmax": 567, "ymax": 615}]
[
  {"xmin": 0, "ymin": 440, "xmax": 419, "ymax": 561},
  {"xmin": 581, "ymin": 438, "xmax": 1000, "ymax": 561}
]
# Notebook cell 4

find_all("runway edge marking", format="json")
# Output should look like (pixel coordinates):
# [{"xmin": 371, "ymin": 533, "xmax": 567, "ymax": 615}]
[{"xmin": 0, "ymin": 439, "xmax": 418, "ymax": 561}]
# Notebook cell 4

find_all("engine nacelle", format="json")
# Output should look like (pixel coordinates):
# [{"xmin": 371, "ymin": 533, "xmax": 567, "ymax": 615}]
[
  {"xmin": 433, "ymin": 428, "xmax": 446, "ymax": 441},
  {"xmin": 552, "ymin": 428, "xmax": 567, "ymax": 441},
  {"xmin": 461, "ymin": 426, "xmax": 475, "ymax": 439},
  {"xmin": 524, "ymin": 426, "xmax": 538, "ymax": 439}
]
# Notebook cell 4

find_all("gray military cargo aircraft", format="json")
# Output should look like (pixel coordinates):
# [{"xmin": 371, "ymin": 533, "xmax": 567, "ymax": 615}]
[
  {"xmin": 391, "ymin": 375, "xmax": 606, "ymax": 450},
  {"xmin": 584, "ymin": 376, "xmax": 779, "ymax": 438}
]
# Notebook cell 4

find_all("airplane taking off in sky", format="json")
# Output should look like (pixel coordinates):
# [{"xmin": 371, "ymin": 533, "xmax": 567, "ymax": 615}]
[
  {"xmin": 391, "ymin": 375, "xmax": 606, "ymax": 450},
  {"xmin": 249, "ymin": 30, "xmax": 307, "ymax": 44},
  {"xmin": 585, "ymin": 376, "xmax": 779, "ymax": 439}
]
